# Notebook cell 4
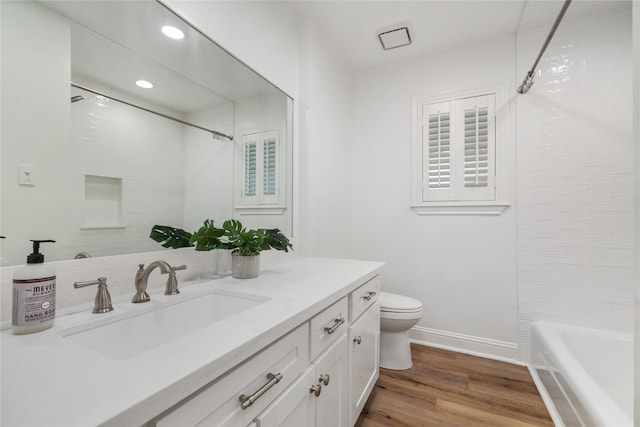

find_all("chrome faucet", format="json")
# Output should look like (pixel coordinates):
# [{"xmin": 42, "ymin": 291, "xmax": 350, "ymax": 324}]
[
  {"xmin": 132, "ymin": 261, "xmax": 187, "ymax": 303},
  {"xmin": 74, "ymin": 277, "xmax": 114, "ymax": 313}
]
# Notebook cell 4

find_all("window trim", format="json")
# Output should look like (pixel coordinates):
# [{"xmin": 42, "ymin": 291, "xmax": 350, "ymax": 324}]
[{"xmin": 411, "ymin": 85, "xmax": 511, "ymax": 215}]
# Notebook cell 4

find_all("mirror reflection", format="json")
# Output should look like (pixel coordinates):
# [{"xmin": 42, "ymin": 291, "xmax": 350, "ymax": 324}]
[{"xmin": 0, "ymin": 1, "xmax": 293, "ymax": 266}]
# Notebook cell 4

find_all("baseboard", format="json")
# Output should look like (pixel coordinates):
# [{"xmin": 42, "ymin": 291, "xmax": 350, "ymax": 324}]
[{"xmin": 409, "ymin": 325, "xmax": 521, "ymax": 365}]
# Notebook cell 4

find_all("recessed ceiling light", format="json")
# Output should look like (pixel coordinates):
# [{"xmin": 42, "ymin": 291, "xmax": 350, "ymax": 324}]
[
  {"xmin": 135, "ymin": 80, "xmax": 153, "ymax": 89},
  {"xmin": 378, "ymin": 26, "xmax": 412, "ymax": 50},
  {"xmin": 162, "ymin": 25, "xmax": 184, "ymax": 40}
]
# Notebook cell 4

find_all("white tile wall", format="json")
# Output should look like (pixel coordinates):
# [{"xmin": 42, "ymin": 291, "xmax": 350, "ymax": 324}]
[
  {"xmin": 68, "ymin": 91, "xmax": 186, "ymax": 259},
  {"xmin": 517, "ymin": 7, "xmax": 633, "ymax": 359}
]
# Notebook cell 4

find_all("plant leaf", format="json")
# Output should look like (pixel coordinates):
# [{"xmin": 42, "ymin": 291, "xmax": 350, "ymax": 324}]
[
  {"xmin": 265, "ymin": 228, "xmax": 293, "ymax": 252},
  {"xmin": 190, "ymin": 219, "xmax": 225, "ymax": 251},
  {"xmin": 149, "ymin": 225, "xmax": 193, "ymax": 249},
  {"xmin": 222, "ymin": 219, "xmax": 244, "ymax": 236},
  {"xmin": 223, "ymin": 219, "xmax": 265, "ymax": 256}
]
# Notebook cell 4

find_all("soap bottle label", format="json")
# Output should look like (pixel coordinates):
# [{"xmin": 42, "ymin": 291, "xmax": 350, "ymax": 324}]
[{"xmin": 12, "ymin": 276, "xmax": 56, "ymax": 327}]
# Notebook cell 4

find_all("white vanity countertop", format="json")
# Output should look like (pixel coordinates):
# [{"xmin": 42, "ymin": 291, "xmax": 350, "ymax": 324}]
[{"xmin": 1, "ymin": 256, "xmax": 383, "ymax": 427}]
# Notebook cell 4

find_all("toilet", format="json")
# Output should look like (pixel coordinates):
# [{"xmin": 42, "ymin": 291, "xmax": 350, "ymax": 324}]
[{"xmin": 379, "ymin": 291, "xmax": 423, "ymax": 370}]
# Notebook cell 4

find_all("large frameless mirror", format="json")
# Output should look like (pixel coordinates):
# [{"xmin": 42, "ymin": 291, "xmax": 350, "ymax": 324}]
[{"xmin": 0, "ymin": 0, "xmax": 293, "ymax": 266}]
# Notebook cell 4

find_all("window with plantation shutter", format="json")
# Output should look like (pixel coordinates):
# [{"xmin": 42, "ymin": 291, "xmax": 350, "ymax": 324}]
[
  {"xmin": 239, "ymin": 129, "xmax": 281, "ymax": 207},
  {"xmin": 420, "ymin": 93, "xmax": 496, "ymax": 203}
]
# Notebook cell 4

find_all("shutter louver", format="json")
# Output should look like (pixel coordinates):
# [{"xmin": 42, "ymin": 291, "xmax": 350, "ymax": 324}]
[
  {"xmin": 427, "ymin": 111, "xmax": 451, "ymax": 189},
  {"xmin": 244, "ymin": 141, "xmax": 257, "ymax": 197},
  {"xmin": 464, "ymin": 106, "xmax": 489, "ymax": 188},
  {"xmin": 263, "ymin": 137, "xmax": 277, "ymax": 196}
]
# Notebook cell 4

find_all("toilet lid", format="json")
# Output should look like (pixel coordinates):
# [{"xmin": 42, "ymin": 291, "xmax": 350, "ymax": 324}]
[{"xmin": 379, "ymin": 291, "xmax": 422, "ymax": 312}]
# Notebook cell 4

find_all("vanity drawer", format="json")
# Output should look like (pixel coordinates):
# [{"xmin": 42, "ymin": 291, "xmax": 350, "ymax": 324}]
[
  {"xmin": 310, "ymin": 296, "xmax": 348, "ymax": 361},
  {"xmin": 349, "ymin": 276, "xmax": 380, "ymax": 321},
  {"xmin": 155, "ymin": 323, "xmax": 309, "ymax": 427}
]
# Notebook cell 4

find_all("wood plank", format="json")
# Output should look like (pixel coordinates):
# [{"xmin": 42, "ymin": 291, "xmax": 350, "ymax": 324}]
[
  {"xmin": 435, "ymin": 399, "xmax": 547, "ymax": 427},
  {"xmin": 356, "ymin": 344, "xmax": 554, "ymax": 427}
]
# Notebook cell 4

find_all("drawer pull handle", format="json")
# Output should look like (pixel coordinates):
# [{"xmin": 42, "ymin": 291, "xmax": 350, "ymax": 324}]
[
  {"xmin": 310, "ymin": 384, "xmax": 322, "ymax": 397},
  {"xmin": 239, "ymin": 372, "xmax": 283, "ymax": 410},
  {"xmin": 354, "ymin": 336, "xmax": 362, "ymax": 345},
  {"xmin": 363, "ymin": 291, "xmax": 377, "ymax": 301},
  {"xmin": 319, "ymin": 374, "xmax": 330, "ymax": 386},
  {"xmin": 324, "ymin": 317, "xmax": 345, "ymax": 335}
]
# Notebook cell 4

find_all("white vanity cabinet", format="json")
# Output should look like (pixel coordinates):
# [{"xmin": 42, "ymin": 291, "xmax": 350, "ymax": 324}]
[
  {"xmin": 150, "ymin": 277, "xmax": 379, "ymax": 427},
  {"xmin": 348, "ymin": 277, "xmax": 380, "ymax": 425}
]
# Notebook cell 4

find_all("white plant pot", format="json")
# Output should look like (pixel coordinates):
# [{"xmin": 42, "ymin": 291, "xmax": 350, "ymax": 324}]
[{"xmin": 232, "ymin": 254, "xmax": 260, "ymax": 279}]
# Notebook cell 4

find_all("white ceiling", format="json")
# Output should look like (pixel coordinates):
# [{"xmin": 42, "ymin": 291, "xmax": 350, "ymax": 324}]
[{"xmin": 286, "ymin": 0, "xmax": 631, "ymax": 70}]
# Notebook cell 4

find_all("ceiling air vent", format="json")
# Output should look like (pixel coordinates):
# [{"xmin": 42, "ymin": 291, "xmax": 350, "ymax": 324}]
[{"xmin": 378, "ymin": 26, "xmax": 411, "ymax": 50}]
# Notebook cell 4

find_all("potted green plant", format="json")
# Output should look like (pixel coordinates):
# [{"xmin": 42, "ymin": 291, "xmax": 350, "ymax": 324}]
[{"xmin": 150, "ymin": 219, "xmax": 292, "ymax": 279}]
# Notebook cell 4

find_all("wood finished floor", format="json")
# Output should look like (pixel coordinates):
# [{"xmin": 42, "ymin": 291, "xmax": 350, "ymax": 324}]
[{"xmin": 355, "ymin": 344, "xmax": 554, "ymax": 427}]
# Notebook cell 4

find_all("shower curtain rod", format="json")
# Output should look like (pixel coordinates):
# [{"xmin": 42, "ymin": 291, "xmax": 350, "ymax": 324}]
[
  {"xmin": 70, "ymin": 82, "xmax": 234, "ymax": 141},
  {"xmin": 517, "ymin": 0, "xmax": 572, "ymax": 94}
]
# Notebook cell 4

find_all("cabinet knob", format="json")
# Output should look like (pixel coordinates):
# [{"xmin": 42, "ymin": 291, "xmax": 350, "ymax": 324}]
[
  {"xmin": 310, "ymin": 384, "xmax": 322, "ymax": 397},
  {"xmin": 353, "ymin": 336, "xmax": 362, "ymax": 345},
  {"xmin": 319, "ymin": 374, "xmax": 330, "ymax": 386}
]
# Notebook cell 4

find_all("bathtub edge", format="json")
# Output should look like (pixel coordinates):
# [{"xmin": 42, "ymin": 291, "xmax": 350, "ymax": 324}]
[{"xmin": 527, "ymin": 364, "xmax": 565, "ymax": 427}]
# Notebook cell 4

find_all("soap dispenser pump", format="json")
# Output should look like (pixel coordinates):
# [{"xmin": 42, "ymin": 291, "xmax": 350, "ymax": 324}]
[{"xmin": 12, "ymin": 239, "xmax": 56, "ymax": 334}]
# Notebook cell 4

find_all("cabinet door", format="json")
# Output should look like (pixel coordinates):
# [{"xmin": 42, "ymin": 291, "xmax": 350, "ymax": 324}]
[
  {"xmin": 348, "ymin": 303, "xmax": 380, "ymax": 425},
  {"xmin": 314, "ymin": 334, "xmax": 348, "ymax": 427},
  {"xmin": 253, "ymin": 368, "xmax": 316, "ymax": 427}
]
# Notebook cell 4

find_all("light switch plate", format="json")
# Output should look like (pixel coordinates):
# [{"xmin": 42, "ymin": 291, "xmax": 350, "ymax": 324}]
[{"xmin": 19, "ymin": 164, "xmax": 36, "ymax": 186}]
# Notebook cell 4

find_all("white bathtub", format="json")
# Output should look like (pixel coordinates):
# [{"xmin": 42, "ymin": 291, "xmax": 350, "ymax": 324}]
[{"xmin": 530, "ymin": 321, "xmax": 633, "ymax": 427}]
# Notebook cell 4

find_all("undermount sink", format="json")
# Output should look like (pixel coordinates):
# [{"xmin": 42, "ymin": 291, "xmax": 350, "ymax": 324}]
[{"xmin": 62, "ymin": 290, "xmax": 269, "ymax": 360}]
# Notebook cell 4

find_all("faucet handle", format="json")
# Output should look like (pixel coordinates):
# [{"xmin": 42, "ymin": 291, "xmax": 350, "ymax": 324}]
[
  {"xmin": 164, "ymin": 264, "xmax": 187, "ymax": 296},
  {"xmin": 74, "ymin": 277, "xmax": 114, "ymax": 314}
]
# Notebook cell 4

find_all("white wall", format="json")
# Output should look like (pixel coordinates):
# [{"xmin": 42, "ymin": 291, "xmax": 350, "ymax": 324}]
[
  {"xmin": 183, "ymin": 103, "xmax": 235, "ymax": 232},
  {"xmin": 516, "ymin": 7, "xmax": 634, "ymax": 359},
  {"xmin": 298, "ymin": 20, "xmax": 354, "ymax": 258},
  {"xmin": 0, "ymin": 1, "xmax": 71, "ymax": 265},
  {"xmin": 348, "ymin": 36, "xmax": 519, "ymax": 359}
]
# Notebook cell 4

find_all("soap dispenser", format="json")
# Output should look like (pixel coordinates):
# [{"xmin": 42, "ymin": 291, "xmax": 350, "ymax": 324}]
[{"xmin": 12, "ymin": 239, "xmax": 56, "ymax": 334}]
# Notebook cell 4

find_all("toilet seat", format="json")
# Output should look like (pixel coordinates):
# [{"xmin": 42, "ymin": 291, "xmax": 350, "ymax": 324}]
[
  {"xmin": 379, "ymin": 291, "xmax": 422, "ymax": 313},
  {"xmin": 380, "ymin": 309, "xmax": 423, "ymax": 321}
]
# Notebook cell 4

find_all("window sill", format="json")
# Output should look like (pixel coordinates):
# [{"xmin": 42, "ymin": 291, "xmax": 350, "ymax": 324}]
[
  {"xmin": 411, "ymin": 202, "xmax": 509, "ymax": 215},
  {"xmin": 235, "ymin": 205, "xmax": 286, "ymax": 215}
]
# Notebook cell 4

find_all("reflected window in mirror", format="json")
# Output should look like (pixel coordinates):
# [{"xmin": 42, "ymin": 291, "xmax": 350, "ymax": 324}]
[{"xmin": 240, "ymin": 129, "xmax": 283, "ymax": 207}]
